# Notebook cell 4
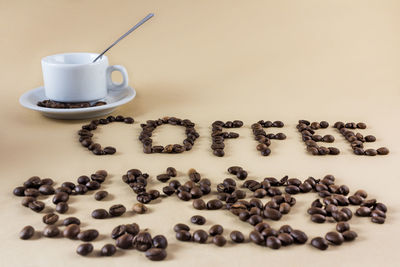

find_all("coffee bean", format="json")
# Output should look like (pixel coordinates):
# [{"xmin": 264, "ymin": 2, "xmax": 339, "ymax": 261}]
[
  {"xmin": 19, "ymin": 226, "xmax": 35, "ymax": 240},
  {"xmin": 91, "ymin": 174, "xmax": 106, "ymax": 184},
  {"xmin": 86, "ymin": 181, "xmax": 100, "ymax": 190},
  {"xmin": 76, "ymin": 243, "xmax": 93, "ymax": 256},
  {"xmin": 375, "ymin": 203, "xmax": 387, "ymax": 213},
  {"xmin": 166, "ymin": 167, "xmax": 177, "ymax": 177},
  {"xmin": 28, "ymin": 200, "xmax": 45, "ymax": 212},
  {"xmin": 152, "ymin": 235, "xmax": 168, "ymax": 249},
  {"xmin": 336, "ymin": 222, "xmax": 350, "ymax": 233},
  {"xmin": 116, "ymin": 233, "xmax": 134, "ymax": 249},
  {"xmin": 157, "ymin": 174, "xmax": 171, "ymax": 183},
  {"xmin": 38, "ymin": 185, "xmax": 55, "ymax": 195},
  {"xmin": 371, "ymin": 216, "xmax": 385, "ymax": 224},
  {"xmin": 290, "ymin": 230, "xmax": 308, "ymax": 244},
  {"xmin": 213, "ymin": 235, "xmax": 226, "ymax": 247},
  {"xmin": 52, "ymin": 192, "xmax": 69, "ymax": 204},
  {"xmin": 163, "ymin": 186, "xmax": 175, "ymax": 196},
  {"xmin": 230, "ymin": 231, "xmax": 245, "ymax": 243},
  {"xmin": 63, "ymin": 224, "xmax": 80, "ymax": 239},
  {"xmin": 277, "ymin": 233, "xmax": 293, "ymax": 246},
  {"xmin": 42, "ymin": 213, "xmax": 59, "ymax": 225},
  {"xmin": 63, "ymin": 217, "xmax": 80, "ymax": 226},
  {"xmin": 133, "ymin": 231, "xmax": 153, "ymax": 251},
  {"xmin": 13, "ymin": 186, "xmax": 26, "ymax": 196},
  {"xmin": 21, "ymin": 196, "xmax": 35, "ymax": 207},
  {"xmin": 93, "ymin": 190, "xmax": 108, "ymax": 201},
  {"xmin": 228, "ymin": 166, "xmax": 243, "ymax": 175},
  {"xmin": 263, "ymin": 208, "xmax": 282, "ymax": 220},
  {"xmin": 77, "ymin": 175, "xmax": 90, "ymax": 185},
  {"xmin": 237, "ymin": 170, "xmax": 248, "ymax": 180},
  {"xmin": 191, "ymin": 215, "xmax": 206, "ymax": 225},
  {"xmin": 377, "ymin": 147, "xmax": 389, "ymax": 155},
  {"xmin": 24, "ymin": 176, "xmax": 41, "ymax": 188},
  {"xmin": 278, "ymin": 225, "xmax": 292, "ymax": 234},
  {"xmin": 266, "ymin": 236, "xmax": 281, "ymax": 249},
  {"xmin": 137, "ymin": 192, "xmax": 152, "ymax": 203},
  {"xmin": 249, "ymin": 230, "xmax": 264, "ymax": 245},
  {"xmin": 365, "ymin": 148, "xmax": 377, "ymax": 156},
  {"xmin": 109, "ymin": 204, "xmax": 126, "ymax": 217},
  {"xmin": 311, "ymin": 214, "xmax": 326, "ymax": 223},
  {"xmin": 92, "ymin": 209, "xmax": 109, "ymax": 219},
  {"xmin": 100, "ymin": 244, "xmax": 117, "ymax": 256},
  {"xmin": 325, "ymin": 231, "xmax": 344, "ymax": 245},
  {"xmin": 132, "ymin": 203, "xmax": 147, "ymax": 214},
  {"xmin": 356, "ymin": 206, "xmax": 371, "ymax": 217},
  {"xmin": 342, "ymin": 230, "xmax": 357, "ymax": 241},
  {"xmin": 43, "ymin": 225, "xmax": 60, "ymax": 237},
  {"xmin": 177, "ymin": 191, "xmax": 191, "ymax": 201},
  {"xmin": 145, "ymin": 248, "xmax": 167, "ymax": 261},
  {"xmin": 174, "ymin": 223, "xmax": 190, "ymax": 232},
  {"xmin": 311, "ymin": 237, "xmax": 329, "ymax": 250},
  {"xmin": 209, "ymin": 225, "xmax": 224, "ymax": 236},
  {"xmin": 193, "ymin": 230, "xmax": 208, "ymax": 243},
  {"xmin": 78, "ymin": 229, "xmax": 99, "ymax": 241},
  {"xmin": 193, "ymin": 199, "xmax": 206, "ymax": 210},
  {"xmin": 24, "ymin": 188, "xmax": 39, "ymax": 197},
  {"xmin": 176, "ymin": 230, "xmax": 191, "ymax": 241},
  {"xmin": 55, "ymin": 202, "xmax": 68, "ymax": 214},
  {"xmin": 207, "ymin": 199, "xmax": 223, "ymax": 210}
]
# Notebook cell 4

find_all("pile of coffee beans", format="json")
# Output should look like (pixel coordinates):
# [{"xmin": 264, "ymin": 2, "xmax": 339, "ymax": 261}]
[
  {"xmin": 251, "ymin": 120, "xmax": 286, "ymax": 156},
  {"xmin": 210, "ymin": 120, "xmax": 242, "ymax": 157},
  {"xmin": 13, "ymin": 170, "xmax": 108, "ymax": 214},
  {"xmin": 334, "ymin": 121, "xmax": 389, "ymax": 156},
  {"xmin": 297, "ymin": 120, "xmax": 340, "ymax": 155},
  {"xmin": 112, "ymin": 223, "xmax": 168, "ymax": 261},
  {"xmin": 78, "ymin": 115, "xmax": 134, "ymax": 155},
  {"xmin": 138, "ymin": 117, "xmax": 199, "ymax": 154},
  {"xmin": 37, "ymin": 100, "xmax": 107, "ymax": 109}
]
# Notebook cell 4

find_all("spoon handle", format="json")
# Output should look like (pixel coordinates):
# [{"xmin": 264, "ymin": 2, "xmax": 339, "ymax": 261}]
[{"xmin": 93, "ymin": 13, "xmax": 154, "ymax": 63}]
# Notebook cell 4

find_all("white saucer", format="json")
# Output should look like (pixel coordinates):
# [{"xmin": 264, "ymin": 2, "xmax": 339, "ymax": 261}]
[{"xmin": 19, "ymin": 86, "xmax": 136, "ymax": 119}]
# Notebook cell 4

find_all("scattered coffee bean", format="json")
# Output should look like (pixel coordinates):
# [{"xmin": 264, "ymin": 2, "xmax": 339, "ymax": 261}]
[
  {"xmin": 55, "ymin": 202, "xmax": 68, "ymax": 214},
  {"xmin": 176, "ymin": 230, "xmax": 191, "ymax": 241},
  {"xmin": 311, "ymin": 237, "xmax": 329, "ymax": 250},
  {"xmin": 230, "ymin": 230, "xmax": 245, "ymax": 243},
  {"xmin": 100, "ymin": 244, "xmax": 116, "ymax": 256},
  {"xmin": 109, "ymin": 204, "xmax": 126, "ymax": 217},
  {"xmin": 152, "ymin": 235, "xmax": 168, "ymax": 249},
  {"xmin": 63, "ymin": 224, "xmax": 80, "ymax": 239},
  {"xmin": 191, "ymin": 215, "xmax": 206, "ymax": 225},
  {"xmin": 207, "ymin": 199, "xmax": 223, "ymax": 210},
  {"xmin": 78, "ymin": 229, "xmax": 99, "ymax": 242},
  {"xmin": 19, "ymin": 226, "xmax": 35, "ymax": 240},
  {"xmin": 92, "ymin": 209, "xmax": 109, "ymax": 219},
  {"xmin": 132, "ymin": 203, "xmax": 148, "ymax": 214},
  {"xmin": 213, "ymin": 235, "xmax": 227, "ymax": 246},
  {"xmin": 42, "ymin": 213, "xmax": 59, "ymax": 225},
  {"xmin": 43, "ymin": 225, "xmax": 60, "ymax": 238},
  {"xmin": 145, "ymin": 248, "xmax": 167, "ymax": 261},
  {"xmin": 63, "ymin": 217, "xmax": 81, "ymax": 226},
  {"xmin": 116, "ymin": 233, "xmax": 134, "ymax": 249},
  {"xmin": 28, "ymin": 200, "xmax": 45, "ymax": 212},
  {"xmin": 325, "ymin": 231, "xmax": 344, "ymax": 245},
  {"xmin": 76, "ymin": 243, "xmax": 93, "ymax": 256},
  {"xmin": 174, "ymin": 223, "xmax": 190, "ymax": 232},
  {"xmin": 266, "ymin": 236, "xmax": 282, "ymax": 249},
  {"xmin": 193, "ymin": 230, "xmax": 208, "ymax": 243},
  {"xmin": 209, "ymin": 225, "xmax": 224, "ymax": 236},
  {"xmin": 94, "ymin": 190, "xmax": 108, "ymax": 201},
  {"xmin": 193, "ymin": 199, "xmax": 206, "ymax": 210},
  {"xmin": 133, "ymin": 231, "xmax": 153, "ymax": 251}
]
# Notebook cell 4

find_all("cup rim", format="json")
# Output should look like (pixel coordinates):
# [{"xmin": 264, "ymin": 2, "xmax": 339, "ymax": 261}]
[{"xmin": 41, "ymin": 52, "xmax": 108, "ymax": 66}]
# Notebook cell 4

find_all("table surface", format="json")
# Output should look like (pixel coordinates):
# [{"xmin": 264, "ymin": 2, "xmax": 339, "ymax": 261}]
[{"xmin": 1, "ymin": 0, "xmax": 399, "ymax": 266}]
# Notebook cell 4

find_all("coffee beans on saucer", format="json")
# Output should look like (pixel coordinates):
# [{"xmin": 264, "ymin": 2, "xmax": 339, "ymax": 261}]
[{"xmin": 37, "ymin": 100, "xmax": 107, "ymax": 109}]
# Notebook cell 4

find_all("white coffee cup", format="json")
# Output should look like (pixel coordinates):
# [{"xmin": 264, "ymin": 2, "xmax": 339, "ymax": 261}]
[{"xmin": 41, "ymin": 52, "xmax": 128, "ymax": 102}]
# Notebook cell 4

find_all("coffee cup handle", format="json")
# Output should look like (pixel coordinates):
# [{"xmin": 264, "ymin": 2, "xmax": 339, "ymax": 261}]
[{"xmin": 106, "ymin": 65, "xmax": 129, "ymax": 91}]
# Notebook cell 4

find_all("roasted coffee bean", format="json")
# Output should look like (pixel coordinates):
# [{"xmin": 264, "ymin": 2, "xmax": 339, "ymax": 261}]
[
  {"xmin": 248, "ymin": 215, "xmax": 263, "ymax": 226},
  {"xmin": 24, "ymin": 188, "xmax": 39, "ymax": 197},
  {"xmin": 213, "ymin": 235, "xmax": 226, "ymax": 247},
  {"xmin": 193, "ymin": 199, "xmax": 206, "ymax": 210},
  {"xmin": 285, "ymin": 185, "xmax": 300, "ymax": 195},
  {"xmin": 237, "ymin": 170, "xmax": 248, "ymax": 180},
  {"xmin": 76, "ymin": 243, "xmax": 93, "ymax": 256},
  {"xmin": 21, "ymin": 196, "xmax": 35, "ymax": 207},
  {"xmin": 157, "ymin": 174, "xmax": 171, "ymax": 183},
  {"xmin": 365, "ymin": 149, "xmax": 377, "ymax": 156},
  {"xmin": 342, "ymin": 230, "xmax": 357, "ymax": 241},
  {"xmin": 356, "ymin": 206, "xmax": 371, "ymax": 217},
  {"xmin": 228, "ymin": 166, "xmax": 243, "ymax": 175},
  {"xmin": 100, "ymin": 244, "xmax": 117, "ymax": 256},
  {"xmin": 43, "ymin": 225, "xmax": 60, "ymax": 237},
  {"xmin": 207, "ymin": 199, "xmax": 223, "ymax": 210},
  {"xmin": 132, "ymin": 232, "xmax": 153, "ymax": 251},
  {"xmin": 64, "ymin": 224, "xmax": 80, "ymax": 239},
  {"xmin": 77, "ymin": 175, "xmax": 90, "ymax": 185},
  {"xmin": 111, "ymin": 225, "xmax": 128, "ymax": 239},
  {"xmin": 28, "ymin": 200, "xmax": 45, "ymax": 212},
  {"xmin": 174, "ymin": 223, "xmax": 190, "ymax": 232},
  {"xmin": 52, "ymin": 192, "xmax": 69, "ymax": 204},
  {"xmin": 109, "ymin": 204, "xmax": 126, "ymax": 217},
  {"xmin": 86, "ymin": 181, "xmax": 100, "ymax": 190},
  {"xmin": 19, "ymin": 226, "xmax": 35, "ymax": 240},
  {"xmin": 145, "ymin": 248, "xmax": 167, "ymax": 261},
  {"xmin": 371, "ymin": 216, "xmax": 385, "ymax": 224},
  {"xmin": 263, "ymin": 208, "xmax": 282, "ymax": 220},
  {"xmin": 90, "ymin": 174, "xmax": 106, "ymax": 184},
  {"xmin": 92, "ymin": 209, "xmax": 109, "ymax": 219},
  {"xmin": 230, "ymin": 230, "xmax": 245, "ymax": 243},
  {"xmin": 290, "ymin": 230, "xmax": 308, "ymax": 244},
  {"xmin": 254, "ymin": 188, "xmax": 267, "ymax": 198},
  {"xmin": 38, "ymin": 185, "xmax": 55, "ymax": 195},
  {"xmin": 249, "ymin": 230, "xmax": 265, "ymax": 245},
  {"xmin": 193, "ymin": 230, "xmax": 208, "ymax": 243},
  {"xmin": 40, "ymin": 178, "xmax": 53, "ymax": 185},
  {"xmin": 55, "ymin": 202, "xmax": 68, "ymax": 214},
  {"xmin": 261, "ymin": 228, "xmax": 278, "ymax": 238},
  {"xmin": 336, "ymin": 222, "xmax": 350, "ymax": 233},
  {"xmin": 130, "ymin": 203, "xmax": 146, "ymax": 214},
  {"xmin": 266, "ymin": 236, "xmax": 281, "ymax": 249},
  {"xmin": 42, "ymin": 213, "xmax": 59, "ymax": 225},
  {"xmin": 63, "ymin": 217, "xmax": 80, "ymax": 226},
  {"xmin": 177, "ymin": 191, "xmax": 192, "ymax": 201},
  {"xmin": 24, "ymin": 176, "xmax": 42, "ymax": 188},
  {"xmin": 377, "ymin": 147, "xmax": 389, "ymax": 155},
  {"xmin": 311, "ymin": 237, "xmax": 329, "ymax": 250},
  {"xmin": 208, "ymin": 224, "xmax": 224, "ymax": 236},
  {"xmin": 78, "ymin": 229, "xmax": 99, "ymax": 241},
  {"xmin": 176, "ymin": 230, "xmax": 191, "ymax": 241},
  {"xmin": 162, "ymin": 186, "xmax": 175, "ymax": 196},
  {"xmin": 307, "ymin": 207, "xmax": 327, "ymax": 216},
  {"xmin": 165, "ymin": 167, "xmax": 177, "ymax": 177},
  {"xmin": 191, "ymin": 215, "xmax": 206, "ymax": 225},
  {"xmin": 13, "ymin": 186, "xmax": 26, "ymax": 196},
  {"xmin": 277, "ymin": 233, "xmax": 293, "ymax": 246},
  {"xmin": 325, "ymin": 231, "xmax": 344, "ymax": 245},
  {"xmin": 116, "ymin": 233, "xmax": 134, "ymax": 249},
  {"xmin": 278, "ymin": 225, "xmax": 292, "ymax": 234},
  {"xmin": 152, "ymin": 235, "xmax": 168, "ymax": 249},
  {"xmin": 93, "ymin": 190, "xmax": 108, "ymax": 201},
  {"xmin": 311, "ymin": 214, "xmax": 326, "ymax": 223}
]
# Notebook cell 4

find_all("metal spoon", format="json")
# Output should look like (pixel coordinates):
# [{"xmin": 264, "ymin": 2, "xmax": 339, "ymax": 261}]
[{"xmin": 93, "ymin": 13, "xmax": 154, "ymax": 63}]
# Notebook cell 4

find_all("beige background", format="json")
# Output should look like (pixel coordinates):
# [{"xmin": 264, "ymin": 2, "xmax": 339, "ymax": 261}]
[{"xmin": 0, "ymin": 0, "xmax": 399, "ymax": 266}]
